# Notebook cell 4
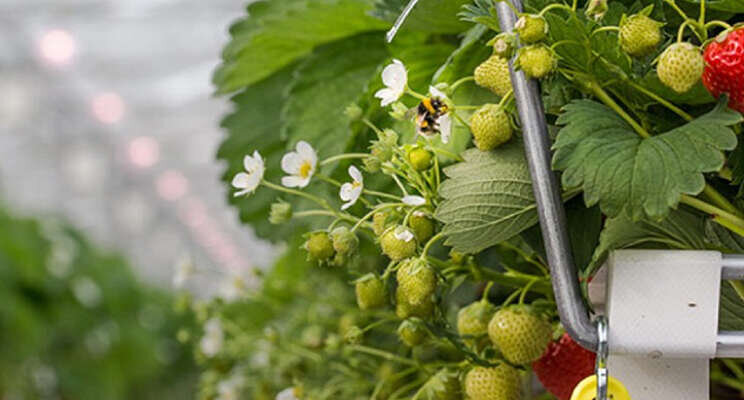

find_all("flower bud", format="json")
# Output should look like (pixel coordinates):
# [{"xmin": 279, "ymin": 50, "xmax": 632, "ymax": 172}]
[
  {"xmin": 390, "ymin": 101, "xmax": 410, "ymax": 120},
  {"xmin": 304, "ymin": 231, "xmax": 335, "ymax": 262},
  {"xmin": 269, "ymin": 201, "xmax": 292, "ymax": 224},
  {"xmin": 585, "ymin": 0, "xmax": 608, "ymax": 21},
  {"xmin": 343, "ymin": 325, "xmax": 364, "ymax": 344},
  {"xmin": 344, "ymin": 103, "xmax": 363, "ymax": 120}
]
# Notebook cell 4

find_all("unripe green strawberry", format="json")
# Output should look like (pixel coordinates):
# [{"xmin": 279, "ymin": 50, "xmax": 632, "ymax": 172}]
[
  {"xmin": 657, "ymin": 42, "xmax": 704, "ymax": 93},
  {"xmin": 343, "ymin": 325, "xmax": 363, "ymax": 344},
  {"xmin": 330, "ymin": 227, "xmax": 359, "ymax": 258},
  {"xmin": 355, "ymin": 273, "xmax": 387, "ymax": 310},
  {"xmin": 395, "ymin": 295, "xmax": 434, "ymax": 319},
  {"xmin": 517, "ymin": 45, "xmax": 556, "ymax": 79},
  {"xmin": 396, "ymin": 258, "xmax": 437, "ymax": 306},
  {"xmin": 457, "ymin": 301, "xmax": 497, "ymax": 338},
  {"xmin": 515, "ymin": 14, "xmax": 548, "ymax": 44},
  {"xmin": 464, "ymin": 365, "xmax": 523, "ymax": 400},
  {"xmin": 426, "ymin": 368, "xmax": 462, "ymax": 400},
  {"xmin": 619, "ymin": 14, "xmax": 663, "ymax": 57},
  {"xmin": 380, "ymin": 226, "xmax": 417, "ymax": 261},
  {"xmin": 398, "ymin": 318, "xmax": 427, "ymax": 346},
  {"xmin": 475, "ymin": 55, "xmax": 512, "ymax": 97},
  {"xmin": 408, "ymin": 211, "xmax": 435, "ymax": 243},
  {"xmin": 373, "ymin": 211, "xmax": 393, "ymax": 236},
  {"xmin": 488, "ymin": 33, "xmax": 517, "ymax": 58},
  {"xmin": 408, "ymin": 147, "xmax": 433, "ymax": 171},
  {"xmin": 304, "ymin": 232, "xmax": 334, "ymax": 262},
  {"xmin": 488, "ymin": 305, "xmax": 553, "ymax": 365},
  {"xmin": 470, "ymin": 104, "xmax": 512, "ymax": 151}
]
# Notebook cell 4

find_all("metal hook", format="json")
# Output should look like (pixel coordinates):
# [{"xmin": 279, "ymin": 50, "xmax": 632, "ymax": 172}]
[
  {"xmin": 385, "ymin": 0, "xmax": 420, "ymax": 43},
  {"xmin": 596, "ymin": 316, "xmax": 609, "ymax": 400}
]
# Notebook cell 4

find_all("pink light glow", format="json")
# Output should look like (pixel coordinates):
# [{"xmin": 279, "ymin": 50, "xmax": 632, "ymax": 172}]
[
  {"xmin": 127, "ymin": 136, "xmax": 160, "ymax": 168},
  {"xmin": 91, "ymin": 92, "xmax": 125, "ymax": 124},
  {"xmin": 156, "ymin": 170, "xmax": 189, "ymax": 201},
  {"xmin": 39, "ymin": 29, "xmax": 76, "ymax": 67}
]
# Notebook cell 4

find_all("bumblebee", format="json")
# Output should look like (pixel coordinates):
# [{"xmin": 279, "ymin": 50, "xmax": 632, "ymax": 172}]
[{"xmin": 415, "ymin": 97, "xmax": 449, "ymax": 136}]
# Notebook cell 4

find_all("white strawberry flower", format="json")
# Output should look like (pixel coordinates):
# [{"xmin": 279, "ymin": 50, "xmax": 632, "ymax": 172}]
[
  {"xmin": 232, "ymin": 151, "xmax": 264, "ymax": 197},
  {"xmin": 394, "ymin": 228, "xmax": 415, "ymax": 242},
  {"xmin": 281, "ymin": 141, "xmax": 318, "ymax": 188},
  {"xmin": 402, "ymin": 195, "xmax": 426, "ymax": 206},
  {"xmin": 374, "ymin": 59, "xmax": 408, "ymax": 107},
  {"xmin": 339, "ymin": 165, "xmax": 364, "ymax": 210},
  {"xmin": 199, "ymin": 318, "xmax": 224, "ymax": 357},
  {"xmin": 428, "ymin": 86, "xmax": 452, "ymax": 144},
  {"xmin": 216, "ymin": 374, "xmax": 244, "ymax": 400}
]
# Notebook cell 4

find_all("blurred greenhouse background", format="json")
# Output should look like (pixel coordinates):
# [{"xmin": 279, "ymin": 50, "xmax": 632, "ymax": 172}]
[{"xmin": 0, "ymin": 0, "xmax": 275, "ymax": 292}]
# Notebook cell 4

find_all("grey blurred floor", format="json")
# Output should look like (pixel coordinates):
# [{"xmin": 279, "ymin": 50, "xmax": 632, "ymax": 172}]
[{"xmin": 0, "ymin": 0, "xmax": 274, "ymax": 292}]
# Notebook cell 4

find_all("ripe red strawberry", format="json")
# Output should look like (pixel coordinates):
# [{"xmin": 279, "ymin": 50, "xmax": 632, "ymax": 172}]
[
  {"xmin": 703, "ymin": 28, "xmax": 744, "ymax": 113},
  {"xmin": 531, "ymin": 333, "xmax": 596, "ymax": 400}
]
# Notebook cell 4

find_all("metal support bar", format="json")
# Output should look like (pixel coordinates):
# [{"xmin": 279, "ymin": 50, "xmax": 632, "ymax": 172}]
[{"xmin": 494, "ymin": 0, "xmax": 598, "ymax": 351}]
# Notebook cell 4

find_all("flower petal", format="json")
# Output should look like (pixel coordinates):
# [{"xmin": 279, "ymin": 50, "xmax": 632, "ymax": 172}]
[
  {"xmin": 374, "ymin": 88, "xmax": 398, "ymax": 107},
  {"xmin": 429, "ymin": 85, "xmax": 448, "ymax": 100},
  {"xmin": 296, "ymin": 141, "xmax": 316, "ymax": 165},
  {"xmin": 381, "ymin": 59, "xmax": 407, "ymax": 91},
  {"xmin": 348, "ymin": 165, "xmax": 362, "ymax": 183},
  {"xmin": 231, "ymin": 172, "xmax": 250, "ymax": 189},
  {"xmin": 394, "ymin": 229, "xmax": 414, "ymax": 242},
  {"xmin": 281, "ymin": 152, "xmax": 301, "ymax": 174},
  {"xmin": 402, "ymin": 195, "xmax": 426, "ymax": 206},
  {"xmin": 282, "ymin": 175, "xmax": 304, "ymax": 188},
  {"xmin": 339, "ymin": 183, "xmax": 355, "ymax": 201},
  {"xmin": 438, "ymin": 114, "xmax": 452, "ymax": 144}
]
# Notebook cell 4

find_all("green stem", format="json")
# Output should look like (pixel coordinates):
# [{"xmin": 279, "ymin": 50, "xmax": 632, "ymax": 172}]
[
  {"xmin": 429, "ymin": 147, "xmax": 463, "ymax": 162},
  {"xmin": 481, "ymin": 281, "xmax": 495, "ymax": 301},
  {"xmin": 723, "ymin": 359, "xmax": 744, "ymax": 380},
  {"xmin": 316, "ymin": 174, "xmax": 342, "ymax": 187},
  {"xmin": 705, "ymin": 20, "xmax": 733, "ymax": 31},
  {"xmin": 351, "ymin": 203, "xmax": 404, "ymax": 232},
  {"xmin": 497, "ymin": 90, "xmax": 514, "ymax": 108},
  {"xmin": 450, "ymin": 76, "xmax": 475, "ymax": 92},
  {"xmin": 539, "ymin": 3, "xmax": 572, "ymax": 16},
  {"xmin": 700, "ymin": 0, "xmax": 706, "ymax": 25},
  {"xmin": 664, "ymin": 0, "xmax": 690, "ymax": 22},
  {"xmin": 293, "ymin": 210, "xmax": 338, "ymax": 218},
  {"xmin": 680, "ymin": 195, "xmax": 744, "ymax": 236},
  {"xmin": 590, "ymin": 26, "xmax": 620, "ymax": 37},
  {"xmin": 320, "ymin": 153, "xmax": 370, "ymax": 166},
  {"xmin": 262, "ymin": 181, "xmax": 330, "ymax": 208},
  {"xmin": 362, "ymin": 118, "xmax": 384, "ymax": 136},
  {"xmin": 421, "ymin": 232, "xmax": 445, "ymax": 259},
  {"xmin": 502, "ymin": 289, "xmax": 522, "ymax": 307},
  {"xmin": 588, "ymin": 80, "xmax": 652, "ymax": 139},
  {"xmin": 518, "ymin": 278, "xmax": 540, "ymax": 305},
  {"xmin": 348, "ymin": 345, "xmax": 419, "ymax": 367},
  {"xmin": 406, "ymin": 88, "xmax": 427, "ymax": 100},
  {"xmin": 627, "ymin": 81, "xmax": 693, "ymax": 121},
  {"xmin": 703, "ymin": 184, "xmax": 741, "ymax": 216}
]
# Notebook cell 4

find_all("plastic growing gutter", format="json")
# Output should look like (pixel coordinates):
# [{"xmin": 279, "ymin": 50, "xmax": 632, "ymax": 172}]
[{"xmin": 495, "ymin": 0, "xmax": 744, "ymax": 357}]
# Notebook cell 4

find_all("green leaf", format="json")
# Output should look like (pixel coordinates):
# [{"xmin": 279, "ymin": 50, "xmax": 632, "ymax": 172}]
[
  {"xmin": 639, "ymin": 71, "xmax": 715, "ymax": 106},
  {"xmin": 436, "ymin": 142, "xmax": 539, "ymax": 253},
  {"xmin": 371, "ymin": 0, "xmax": 472, "ymax": 34},
  {"xmin": 281, "ymin": 33, "xmax": 389, "ymax": 158},
  {"xmin": 720, "ymin": 283, "xmax": 744, "ymax": 330},
  {"xmin": 589, "ymin": 207, "xmax": 708, "ymax": 275},
  {"xmin": 214, "ymin": 0, "xmax": 387, "ymax": 94},
  {"xmin": 565, "ymin": 198, "xmax": 603, "ymax": 272},
  {"xmin": 553, "ymin": 99, "xmax": 740, "ymax": 220},
  {"xmin": 679, "ymin": 0, "xmax": 744, "ymax": 12},
  {"xmin": 433, "ymin": 24, "xmax": 491, "ymax": 84},
  {"xmin": 217, "ymin": 66, "xmax": 307, "ymax": 242}
]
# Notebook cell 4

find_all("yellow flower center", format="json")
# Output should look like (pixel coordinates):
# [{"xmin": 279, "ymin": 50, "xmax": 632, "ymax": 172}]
[
  {"xmin": 299, "ymin": 161, "xmax": 313, "ymax": 179},
  {"xmin": 352, "ymin": 181, "xmax": 362, "ymax": 189}
]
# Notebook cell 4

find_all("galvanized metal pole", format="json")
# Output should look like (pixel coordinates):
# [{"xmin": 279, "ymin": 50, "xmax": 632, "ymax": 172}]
[{"xmin": 494, "ymin": 0, "xmax": 598, "ymax": 350}]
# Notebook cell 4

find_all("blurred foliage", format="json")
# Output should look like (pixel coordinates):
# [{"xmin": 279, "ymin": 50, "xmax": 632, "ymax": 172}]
[{"xmin": 0, "ymin": 206, "xmax": 196, "ymax": 400}]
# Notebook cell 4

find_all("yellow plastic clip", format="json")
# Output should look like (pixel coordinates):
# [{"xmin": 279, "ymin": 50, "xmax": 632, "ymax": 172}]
[{"xmin": 570, "ymin": 375, "xmax": 631, "ymax": 400}]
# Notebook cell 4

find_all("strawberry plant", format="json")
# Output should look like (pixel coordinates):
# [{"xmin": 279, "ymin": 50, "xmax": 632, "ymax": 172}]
[{"xmin": 181, "ymin": 0, "xmax": 744, "ymax": 398}]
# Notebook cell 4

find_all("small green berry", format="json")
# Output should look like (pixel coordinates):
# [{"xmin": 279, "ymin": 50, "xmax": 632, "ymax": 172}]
[
  {"xmin": 343, "ymin": 325, "xmax": 364, "ymax": 345},
  {"xmin": 355, "ymin": 274, "xmax": 388, "ymax": 310},
  {"xmin": 396, "ymin": 258, "xmax": 437, "ymax": 306},
  {"xmin": 330, "ymin": 227, "xmax": 359, "ymax": 258},
  {"xmin": 408, "ymin": 211, "xmax": 435, "ymax": 243},
  {"xmin": 475, "ymin": 55, "xmax": 513, "ymax": 97},
  {"xmin": 408, "ymin": 148, "xmax": 433, "ymax": 171},
  {"xmin": 515, "ymin": 14, "xmax": 548, "ymax": 44},
  {"xmin": 398, "ymin": 319, "xmax": 427, "ymax": 347},
  {"xmin": 305, "ymin": 232, "xmax": 335, "ymax": 262},
  {"xmin": 517, "ymin": 44, "xmax": 556, "ymax": 79},
  {"xmin": 619, "ymin": 14, "xmax": 663, "ymax": 57},
  {"xmin": 470, "ymin": 104, "xmax": 512, "ymax": 151},
  {"xmin": 380, "ymin": 226, "xmax": 417, "ymax": 261}
]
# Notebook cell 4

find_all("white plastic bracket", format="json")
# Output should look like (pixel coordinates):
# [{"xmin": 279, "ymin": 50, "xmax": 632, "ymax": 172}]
[{"xmin": 591, "ymin": 250, "xmax": 723, "ymax": 400}]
